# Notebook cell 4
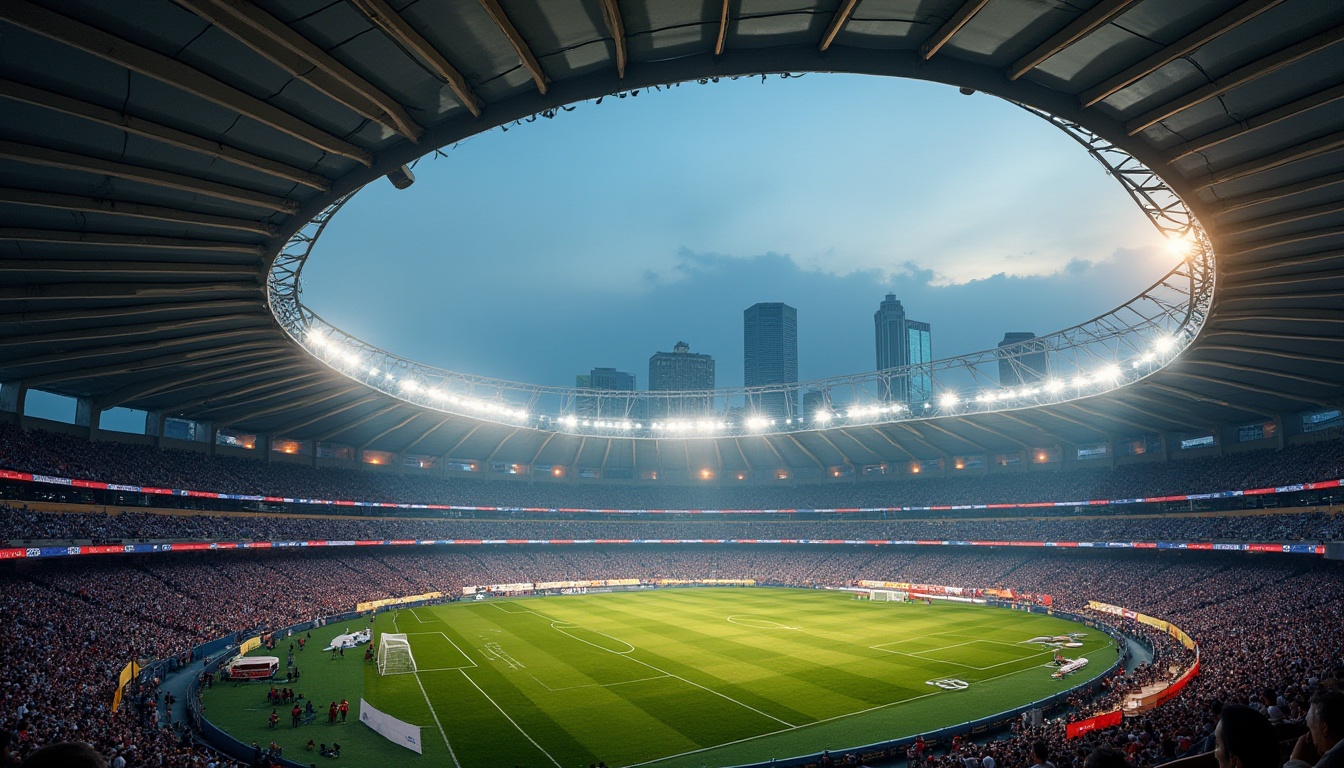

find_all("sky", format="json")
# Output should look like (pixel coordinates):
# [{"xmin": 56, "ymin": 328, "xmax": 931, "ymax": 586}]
[
  {"xmin": 306, "ymin": 74, "xmax": 1175, "ymax": 392},
  {"xmin": 32, "ymin": 73, "xmax": 1177, "ymax": 431}
]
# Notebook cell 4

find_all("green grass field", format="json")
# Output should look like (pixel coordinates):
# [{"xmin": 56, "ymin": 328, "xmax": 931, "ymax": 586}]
[{"xmin": 204, "ymin": 588, "xmax": 1116, "ymax": 768}]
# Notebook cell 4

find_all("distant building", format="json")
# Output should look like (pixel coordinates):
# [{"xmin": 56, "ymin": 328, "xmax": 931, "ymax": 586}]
[
  {"xmin": 744, "ymin": 302, "xmax": 798, "ymax": 418},
  {"xmin": 576, "ymin": 367, "xmax": 636, "ymax": 418},
  {"xmin": 648, "ymin": 342, "xmax": 715, "ymax": 417},
  {"xmin": 996, "ymin": 332, "xmax": 1048, "ymax": 386},
  {"xmin": 874, "ymin": 294, "xmax": 933, "ymax": 403}
]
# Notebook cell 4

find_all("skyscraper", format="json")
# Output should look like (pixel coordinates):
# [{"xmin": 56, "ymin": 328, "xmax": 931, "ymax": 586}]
[
  {"xmin": 874, "ymin": 293, "xmax": 933, "ymax": 403},
  {"xmin": 744, "ymin": 302, "xmax": 798, "ymax": 417},
  {"xmin": 996, "ymin": 332, "xmax": 1048, "ymax": 386},
  {"xmin": 648, "ymin": 342, "xmax": 715, "ymax": 417},
  {"xmin": 575, "ymin": 367, "xmax": 636, "ymax": 417}
]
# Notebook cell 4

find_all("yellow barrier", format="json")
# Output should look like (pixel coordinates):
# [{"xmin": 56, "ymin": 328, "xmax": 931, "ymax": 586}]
[{"xmin": 357, "ymin": 591, "xmax": 443, "ymax": 613}]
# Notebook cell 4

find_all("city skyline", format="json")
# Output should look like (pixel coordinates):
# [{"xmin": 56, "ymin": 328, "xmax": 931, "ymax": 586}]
[{"xmin": 874, "ymin": 293, "xmax": 933, "ymax": 403}]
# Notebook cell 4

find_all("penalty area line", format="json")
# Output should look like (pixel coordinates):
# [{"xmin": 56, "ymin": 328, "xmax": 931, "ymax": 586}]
[
  {"xmin": 459, "ymin": 669, "xmax": 563, "ymax": 768},
  {"xmin": 393, "ymin": 613, "xmax": 461, "ymax": 768}
]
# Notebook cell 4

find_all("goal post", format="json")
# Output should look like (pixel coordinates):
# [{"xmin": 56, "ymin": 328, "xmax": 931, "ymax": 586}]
[
  {"xmin": 871, "ymin": 589, "xmax": 908, "ymax": 602},
  {"xmin": 376, "ymin": 633, "xmax": 417, "ymax": 676}
]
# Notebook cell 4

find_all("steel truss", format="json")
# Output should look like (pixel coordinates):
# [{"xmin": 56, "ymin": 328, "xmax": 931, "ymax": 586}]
[{"xmin": 266, "ymin": 98, "xmax": 1215, "ymax": 441}]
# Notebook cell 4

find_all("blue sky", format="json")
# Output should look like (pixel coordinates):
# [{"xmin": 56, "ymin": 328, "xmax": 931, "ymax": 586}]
[
  {"xmin": 304, "ymin": 74, "xmax": 1173, "ymax": 392},
  {"xmin": 34, "ymin": 74, "xmax": 1176, "ymax": 431}
]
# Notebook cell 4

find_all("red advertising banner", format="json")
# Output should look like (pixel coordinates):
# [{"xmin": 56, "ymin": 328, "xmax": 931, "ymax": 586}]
[{"xmin": 1067, "ymin": 709, "xmax": 1122, "ymax": 739}]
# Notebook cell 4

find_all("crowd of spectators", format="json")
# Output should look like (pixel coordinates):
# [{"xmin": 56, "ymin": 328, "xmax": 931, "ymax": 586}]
[
  {"xmin": 4, "ymin": 502, "xmax": 1342, "ymax": 548},
  {"xmin": 2, "ymin": 545, "xmax": 1340, "ymax": 768},
  {"xmin": 2, "ymin": 424, "xmax": 1342, "ymax": 512}
]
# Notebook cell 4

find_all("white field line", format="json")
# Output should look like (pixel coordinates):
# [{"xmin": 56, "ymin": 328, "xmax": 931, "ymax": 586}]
[
  {"xmin": 458, "ymin": 669, "xmax": 563, "ymax": 768},
  {"xmin": 551, "ymin": 622, "xmax": 635, "ymax": 654},
  {"xmin": 870, "ymin": 638, "xmax": 1052, "ymax": 671},
  {"xmin": 496, "ymin": 602, "xmax": 797, "ymax": 729},
  {"xmin": 408, "ymin": 608, "xmax": 436, "ymax": 623},
  {"xmin": 527, "ymin": 673, "xmax": 672, "ymax": 692},
  {"xmin": 627, "ymin": 645, "xmax": 1114, "ymax": 768},
  {"xmin": 406, "ymin": 631, "xmax": 479, "ymax": 669},
  {"xmin": 392, "ymin": 613, "xmax": 461, "ymax": 768}
]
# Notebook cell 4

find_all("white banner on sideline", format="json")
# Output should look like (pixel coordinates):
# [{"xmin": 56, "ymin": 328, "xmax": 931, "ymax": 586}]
[{"xmin": 358, "ymin": 699, "xmax": 423, "ymax": 754}]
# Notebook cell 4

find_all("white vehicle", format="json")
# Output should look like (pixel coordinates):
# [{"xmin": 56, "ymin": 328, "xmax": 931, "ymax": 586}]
[{"xmin": 324, "ymin": 628, "xmax": 372, "ymax": 651}]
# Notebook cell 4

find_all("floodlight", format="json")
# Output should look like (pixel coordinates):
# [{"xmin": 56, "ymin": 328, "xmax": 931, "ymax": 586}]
[
  {"xmin": 1154, "ymin": 335, "xmax": 1177, "ymax": 354},
  {"xmin": 1097, "ymin": 364, "xmax": 1122, "ymax": 380},
  {"xmin": 938, "ymin": 392, "xmax": 959, "ymax": 408},
  {"xmin": 814, "ymin": 410, "xmax": 833, "ymax": 424},
  {"xmin": 1045, "ymin": 379, "xmax": 1064, "ymax": 393}
]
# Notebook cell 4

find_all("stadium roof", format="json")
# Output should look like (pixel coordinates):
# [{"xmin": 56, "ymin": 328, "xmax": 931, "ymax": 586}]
[{"xmin": 2, "ymin": 0, "xmax": 1343, "ymax": 475}]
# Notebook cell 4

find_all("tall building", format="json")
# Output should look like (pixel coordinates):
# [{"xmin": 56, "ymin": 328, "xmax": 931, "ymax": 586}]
[
  {"xmin": 744, "ymin": 302, "xmax": 798, "ymax": 417},
  {"xmin": 648, "ymin": 342, "xmax": 715, "ymax": 417},
  {"xmin": 874, "ymin": 294, "xmax": 933, "ymax": 403},
  {"xmin": 575, "ymin": 367, "xmax": 636, "ymax": 418},
  {"xmin": 996, "ymin": 332, "xmax": 1048, "ymax": 387}
]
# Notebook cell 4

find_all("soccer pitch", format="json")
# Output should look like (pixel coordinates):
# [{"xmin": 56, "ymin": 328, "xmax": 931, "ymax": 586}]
[{"xmin": 205, "ymin": 588, "xmax": 1116, "ymax": 767}]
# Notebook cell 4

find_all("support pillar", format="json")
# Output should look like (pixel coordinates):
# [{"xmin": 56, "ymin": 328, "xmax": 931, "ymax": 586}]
[
  {"xmin": 75, "ymin": 396, "xmax": 101, "ymax": 437},
  {"xmin": 0, "ymin": 381, "xmax": 27, "ymax": 423}
]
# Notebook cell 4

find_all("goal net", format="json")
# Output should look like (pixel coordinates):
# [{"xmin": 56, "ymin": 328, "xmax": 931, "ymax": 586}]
[
  {"xmin": 376, "ymin": 633, "xmax": 417, "ymax": 676},
  {"xmin": 871, "ymin": 589, "xmax": 908, "ymax": 602}
]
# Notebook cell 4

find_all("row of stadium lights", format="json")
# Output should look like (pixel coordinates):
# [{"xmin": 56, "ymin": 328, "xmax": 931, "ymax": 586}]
[{"xmin": 303, "ymin": 330, "xmax": 1183, "ymax": 434}]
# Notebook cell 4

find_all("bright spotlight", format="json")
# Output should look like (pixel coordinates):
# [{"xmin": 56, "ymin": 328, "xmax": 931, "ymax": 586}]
[
  {"xmin": 1045, "ymin": 379, "xmax": 1064, "ymax": 394},
  {"xmin": 746, "ymin": 416, "xmax": 770, "ymax": 430},
  {"xmin": 814, "ymin": 410, "xmax": 833, "ymax": 424},
  {"xmin": 1097, "ymin": 364, "xmax": 1122, "ymax": 380},
  {"xmin": 1166, "ymin": 232, "xmax": 1197, "ymax": 257},
  {"xmin": 938, "ymin": 392, "xmax": 959, "ymax": 408},
  {"xmin": 1154, "ymin": 335, "xmax": 1177, "ymax": 354},
  {"xmin": 1072, "ymin": 375, "xmax": 1089, "ymax": 387}
]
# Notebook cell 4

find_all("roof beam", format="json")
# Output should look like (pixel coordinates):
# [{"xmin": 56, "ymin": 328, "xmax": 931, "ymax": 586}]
[
  {"xmin": 158, "ymin": 369, "xmax": 329, "ymax": 414},
  {"xmin": 0, "ymin": 79, "xmax": 330, "ymax": 191},
  {"xmin": 920, "ymin": 0, "xmax": 991, "ymax": 60},
  {"xmin": 1110, "ymin": 394, "xmax": 1210, "ymax": 432},
  {"xmin": 1079, "ymin": 0, "xmax": 1286, "ymax": 108},
  {"xmin": 1143, "ymin": 380, "xmax": 1279, "ymax": 419},
  {"xmin": 1220, "ymin": 224, "xmax": 1344, "ymax": 259},
  {"xmin": 1186, "ymin": 359, "xmax": 1342, "ymax": 388},
  {"xmin": 868, "ymin": 426, "xmax": 917, "ymax": 461},
  {"xmin": 0, "ymin": 313, "xmax": 266, "ymax": 350},
  {"xmin": 715, "ymin": 0, "xmax": 730, "ymax": 56},
  {"xmin": 1199, "ymin": 344, "xmax": 1344, "ymax": 365},
  {"xmin": 597, "ymin": 0, "xmax": 627, "ymax": 78},
  {"xmin": 398, "ymin": 416, "xmax": 452, "ymax": 454},
  {"xmin": 1216, "ymin": 170, "xmax": 1344, "ymax": 215},
  {"xmin": 478, "ymin": 0, "xmax": 549, "ymax": 94},
  {"xmin": 819, "ymin": 0, "xmax": 859, "ymax": 52},
  {"xmin": 484, "ymin": 428, "xmax": 521, "ymax": 466},
  {"xmin": 359, "ymin": 411, "xmax": 424, "ymax": 451},
  {"xmin": 1191, "ymin": 130, "xmax": 1344, "ymax": 191},
  {"xmin": 0, "ymin": 186, "xmax": 275, "ymax": 237},
  {"xmin": 440, "ymin": 422, "xmax": 484, "ymax": 460},
  {"xmin": 1221, "ymin": 201, "xmax": 1344, "ymax": 239},
  {"xmin": 1164, "ymin": 82, "xmax": 1344, "ymax": 163},
  {"xmin": 347, "ymin": 0, "xmax": 482, "ymax": 117},
  {"xmin": 0, "ymin": 282, "xmax": 259, "ymax": 304},
  {"xmin": 0, "ymin": 259, "xmax": 260, "ymax": 279},
  {"xmin": 200, "ymin": 385, "xmax": 358, "ymax": 429},
  {"xmin": 0, "ymin": 1, "xmax": 371, "ymax": 165},
  {"xmin": 0, "ymin": 298, "xmax": 260, "ymax": 328},
  {"xmin": 0, "ymin": 140, "xmax": 298, "ymax": 214},
  {"xmin": 782, "ymin": 434, "xmax": 826, "ymax": 470},
  {"xmin": 1223, "ymin": 248, "xmax": 1343, "ymax": 278},
  {"xmin": 1162, "ymin": 369, "xmax": 1325, "ymax": 406},
  {"xmin": 923, "ymin": 420, "xmax": 990, "ymax": 453},
  {"xmin": 18, "ymin": 342, "xmax": 283, "ymax": 388},
  {"xmin": 174, "ymin": 0, "xmax": 421, "ymax": 141},
  {"xmin": 1062, "ymin": 401, "xmax": 1164, "ymax": 436},
  {"xmin": 1125, "ymin": 24, "xmax": 1344, "ymax": 136},
  {"xmin": 313, "ymin": 402, "xmax": 404, "ymax": 442},
  {"xmin": 0, "ymin": 229, "xmax": 266, "ymax": 256},
  {"xmin": 1, "ymin": 327, "xmax": 274, "ymax": 372},
  {"xmin": 1202, "ymin": 329, "xmax": 1344, "ymax": 344},
  {"xmin": 267, "ymin": 392, "xmax": 383, "ymax": 437},
  {"xmin": 93, "ymin": 353, "xmax": 291, "ymax": 409},
  {"xmin": 893, "ymin": 422, "xmax": 947, "ymax": 458},
  {"xmin": 1009, "ymin": 0, "xmax": 1142, "ymax": 81},
  {"xmin": 952, "ymin": 418, "xmax": 1028, "ymax": 450}
]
